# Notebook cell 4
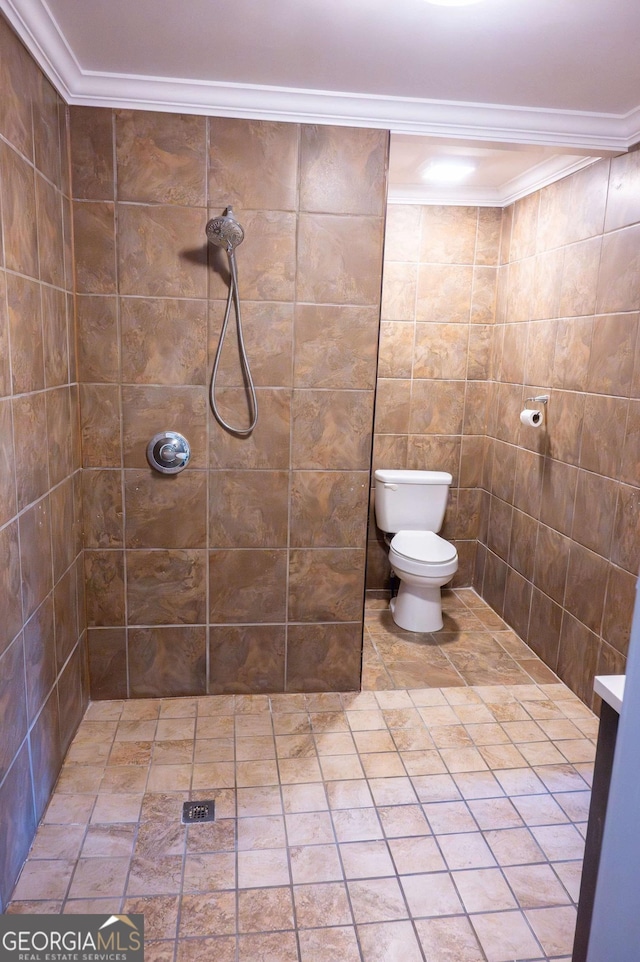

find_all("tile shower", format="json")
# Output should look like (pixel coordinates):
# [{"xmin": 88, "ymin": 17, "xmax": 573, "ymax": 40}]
[
  {"xmin": 2, "ymin": 6, "xmax": 640, "ymax": 923},
  {"xmin": 72, "ymin": 108, "xmax": 388, "ymax": 700}
]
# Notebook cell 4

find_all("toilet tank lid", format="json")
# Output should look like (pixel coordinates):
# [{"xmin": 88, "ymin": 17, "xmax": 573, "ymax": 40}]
[{"xmin": 374, "ymin": 469, "xmax": 453, "ymax": 485}]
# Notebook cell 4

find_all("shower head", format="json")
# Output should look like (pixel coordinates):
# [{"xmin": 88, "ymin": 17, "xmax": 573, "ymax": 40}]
[{"xmin": 206, "ymin": 207, "xmax": 245, "ymax": 252}]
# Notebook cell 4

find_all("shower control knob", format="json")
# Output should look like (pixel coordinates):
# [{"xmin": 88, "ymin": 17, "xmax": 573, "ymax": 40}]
[{"xmin": 147, "ymin": 432, "xmax": 191, "ymax": 475}]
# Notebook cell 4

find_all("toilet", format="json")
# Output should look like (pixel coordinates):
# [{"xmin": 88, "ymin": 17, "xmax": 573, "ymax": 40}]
[{"xmin": 374, "ymin": 469, "xmax": 458, "ymax": 632}]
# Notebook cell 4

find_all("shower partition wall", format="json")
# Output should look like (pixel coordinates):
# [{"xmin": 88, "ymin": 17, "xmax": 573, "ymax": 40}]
[{"xmin": 72, "ymin": 109, "xmax": 388, "ymax": 698}]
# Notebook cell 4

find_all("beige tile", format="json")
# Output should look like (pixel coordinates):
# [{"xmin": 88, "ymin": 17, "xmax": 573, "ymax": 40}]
[
  {"xmin": 290, "ymin": 843, "xmax": 343, "ymax": 884},
  {"xmin": 414, "ymin": 916, "xmax": 485, "ymax": 962},
  {"xmin": 278, "ymin": 757, "xmax": 323, "ymax": 784},
  {"xmin": 401, "ymin": 872, "xmax": 463, "ymax": 918},
  {"xmin": 437, "ymin": 832, "xmax": 497, "ymax": 870},
  {"xmin": 525, "ymin": 905, "xmax": 577, "ymax": 957},
  {"xmin": 340, "ymin": 840, "xmax": 395, "ymax": 879},
  {"xmin": 484, "ymin": 827, "xmax": 546, "ymax": 866},
  {"xmin": 319, "ymin": 754, "xmax": 365, "ymax": 781},
  {"xmin": 326, "ymin": 779, "xmax": 374, "ymax": 810},
  {"xmin": 332, "ymin": 808, "xmax": 383, "ymax": 843},
  {"xmin": 66, "ymin": 856, "xmax": 129, "ymax": 899},
  {"xmin": 552, "ymin": 860, "xmax": 583, "ymax": 901},
  {"xmin": 452, "ymin": 771, "xmax": 504, "ymax": 800},
  {"xmin": 423, "ymin": 801, "xmax": 478, "ymax": 834},
  {"xmin": 238, "ymin": 886, "xmax": 294, "ymax": 933},
  {"xmin": 452, "ymin": 867, "xmax": 517, "ymax": 913},
  {"xmin": 183, "ymin": 853, "xmax": 236, "ymax": 892},
  {"xmin": 293, "ymin": 881, "xmax": 353, "ymax": 928},
  {"xmin": 285, "ymin": 811, "xmax": 335, "ymax": 846},
  {"xmin": 179, "ymin": 892, "xmax": 236, "ymax": 937},
  {"xmin": 357, "ymin": 920, "xmax": 424, "ymax": 962},
  {"xmin": 238, "ymin": 932, "xmax": 298, "ymax": 962},
  {"xmin": 299, "ymin": 926, "xmax": 361, "ymax": 962},
  {"xmin": 12, "ymin": 860, "xmax": 74, "ymax": 901},
  {"xmin": 511, "ymin": 793, "xmax": 569, "ymax": 826},
  {"xmin": 411, "ymin": 773, "xmax": 462, "ymax": 804},
  {"xmin": 237, "ymin": 815, "xmax": 286, "ymax": 851},
  {"xmin": 81, "ymin": 823, "xmax": 136, "ymax": 858},
  {"xmin": 378, "ymin": 805, "xmax": 430, "ymax": 839},
  {"xmin": 237, "ymin": 848, "xmax": 290, "ymax": 888},
  {"xmin": 467, "ymin": 797, "xmax": 523, "ymax": 831},
  {"xmin": 529, "ymin": 823, "xmax": 586, "ymax": 861},
  {"xmin": 399, "ymin": 751, "xmax": 446, "ymax": 777},
  {"xmin": 127, "ymin": 856, "xmax": 183, "ymax": 896},
  {"xmin": 281, "ymin": 783, "xmax": 328, "ymax": 813},
  {"xmin": 368, "ymin": 776, "xmax": 418, "ymax": 806},
  {"xmin": 236, "ymin": 786, "xmax": 283, "ymax": 817},
  {"xmin": 470, "ymin": 910, "xmax": 543, "ymax": 962},
  {"xmin": 29, "ymin": 824, "xmax": 86, "ymax": 860},
  {"xmin": 349, "ymin": 876, "xmax": 408, "ymax": 923},
  {"xmin": 503, "ymin": 863, "xmax": 572, "ymax": 909},
  {"xmin": 90, "ymin": 793, "xmax": 143, "ymax": 823},
  {"xmin": 388, "ymin": 836, "xmax": 446, "ymax": 874}
]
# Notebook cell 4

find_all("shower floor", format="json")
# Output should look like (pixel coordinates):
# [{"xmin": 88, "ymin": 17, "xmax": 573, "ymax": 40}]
[{"xmin": 7, "ymin": 590, "xmax": 596, "ymax": 962}]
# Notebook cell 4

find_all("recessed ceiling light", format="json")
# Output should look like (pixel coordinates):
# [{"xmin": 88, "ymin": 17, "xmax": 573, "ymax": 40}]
[{"xmin": 422, "ymin": 160, "xmax": 476, "ymax": 184}]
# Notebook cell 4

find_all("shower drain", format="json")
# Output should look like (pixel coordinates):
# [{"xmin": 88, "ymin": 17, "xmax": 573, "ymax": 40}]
[{"xmin": 182, "ymin": 800, "xmax": 216, "ymax": 824}]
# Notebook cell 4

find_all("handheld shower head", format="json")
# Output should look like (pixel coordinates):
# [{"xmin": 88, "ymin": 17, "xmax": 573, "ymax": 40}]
[{"xmin": 206, "ymin": 207, "xmax": 245, "ymax": 252}]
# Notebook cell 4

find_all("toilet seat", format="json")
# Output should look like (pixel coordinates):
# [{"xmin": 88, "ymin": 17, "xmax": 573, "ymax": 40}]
[{"xmin": 389, "ymin": 530, "xmax": 458, "ymax": 579}]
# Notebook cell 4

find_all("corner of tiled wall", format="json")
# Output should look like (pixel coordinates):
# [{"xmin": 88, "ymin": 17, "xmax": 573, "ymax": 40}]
[
  {"xmin": 477, "ymin": 156, "xmax": 640, "ymax": 707},
  {"xmin": 368, "ymin": 202, "xmax": 500, "ymax": 591},
  {"xmin": 0, "ymin": 15, "xmax": 87, "ymax": 910}
]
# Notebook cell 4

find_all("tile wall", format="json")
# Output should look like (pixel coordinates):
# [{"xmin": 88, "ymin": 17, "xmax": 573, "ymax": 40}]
[
  {"xmin": 0, "ymin": 17, "xmax": 87, "ymax": 911},
  {"xmin": 367, "ymin": 204, "xmax": 501, "ymax": 587},
  {"xmin": 478, "ymin": 155, "xmax": 640, "ymax": 705},
  {"xmin": 370, "ymin": 162, "xmax": 640, "ymax": 708},
  {"xmin": 70, "ymin": 109, "xmax": 388, "ymax": 699}
]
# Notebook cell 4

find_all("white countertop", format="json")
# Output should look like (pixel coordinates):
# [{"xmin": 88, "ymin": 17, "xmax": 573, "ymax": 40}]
[{"xmin": 594, "ymin": 675, "xmax": 625, "ymax": 714}]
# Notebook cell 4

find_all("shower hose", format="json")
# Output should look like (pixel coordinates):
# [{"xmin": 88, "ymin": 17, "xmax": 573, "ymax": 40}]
[{"xmin": 209, "ymin": 248, "xmax": 258, "ymax": 436}]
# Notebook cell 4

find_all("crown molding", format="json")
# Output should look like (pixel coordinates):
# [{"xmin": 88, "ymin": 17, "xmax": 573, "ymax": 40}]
[
  {"xmin": 388, "ymin": 156, "xmax": 599, "ymax": 208},
  {"xmin": 2, "ymin": 0, "xmax": 639, "ymax": 153}
]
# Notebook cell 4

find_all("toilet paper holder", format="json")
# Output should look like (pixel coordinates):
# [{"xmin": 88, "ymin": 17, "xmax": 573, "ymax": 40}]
[
  {"xmin": 525, "ymin": 394, "xmax": 549, "ymax": 406},
  {"xmin": 520, "ymin": 394, "xmax": 549, "ymax": 428}
]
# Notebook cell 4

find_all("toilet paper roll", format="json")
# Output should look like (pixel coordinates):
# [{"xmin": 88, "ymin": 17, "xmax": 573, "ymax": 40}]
[{"xmin": 520, "ymin": 408, "xmax": 543, "ymax": 427}]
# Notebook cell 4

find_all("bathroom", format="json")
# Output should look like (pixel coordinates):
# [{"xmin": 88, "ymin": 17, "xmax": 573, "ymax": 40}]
[{"xmin": 1, "ymin": 1, "xmax": 640, "ymax": 956}]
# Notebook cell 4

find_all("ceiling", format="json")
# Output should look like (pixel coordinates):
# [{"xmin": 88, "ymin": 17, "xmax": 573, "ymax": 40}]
[{"xmin": 3, "ymin": 0, "xmax": 640, "ymax": 205}]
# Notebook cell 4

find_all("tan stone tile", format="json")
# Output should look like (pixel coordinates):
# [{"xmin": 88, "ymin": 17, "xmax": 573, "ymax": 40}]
[
  {"xmin": 401, "ymin": 872, "xmax": 463, "ymax": 918},
  {"xmin": 378, "ymin": 805, "xmax": 430, "ymax": 839},
  {"xmin": 392, "ymin": 729, "xmax": 436, "ymax": 752},
  {"xmin": 349, "ymin": 877, "xmax": 408, "ymax": 923},
  {"xmin": 90, "ymin": 793, "xmax": 143, "ymax": 823},
  {"xmin": 388, "ymin": 836, "xmax": 445, "ymax": 874},
  {"xmin": 285, "ymin": 811, "xmax": 335, "ymax": 846},
  {"xmin": 511, "ymin": 793, "xmax": 569, "ymax": 826},
  {"xmin": 411, "ymin": 773, "xmax": 462, "ymax": 804},
  {"xmin": 68, "ymin": 856, "xmax": 130, "ymax": 899},
  {"xmin": 29, "ymin": 824, "xmax": 85, "ymax": 860},
  {"xmin": 552, "ymin": 860, "xmax": 583, "ymax": 901},
  {"xmin": 191, "ymin": 762, "xmax": 235, "ymax": 790},
  {"xmin": 530, "ymin": 823, "xmax": 586, "ymax": 861},
  {"xmin": 453, "ymin": 867, "xmax": 518, "ymax": 913},
  {"xmin": 127, "ymin": 856, "xmax": 183, "ymax": 896},
  {"xmin": 281, "ymin": 783, "xmax": 328, "ymax": 814},
  {"xmin": 368, "ymin": 776, "xmax": 418, "ymax": 806},
  {"xmin": 424, "ymin": 801, "xmax": 478, "ymax": 834},
  {"xmin": 504, "ymin": 863, "xmax": 572, "ymax": 909},
  {"xmin": 238, "ymin": 932, "xmax": 298, "ymax": 962},
  {"xmin": 11, "ymin": 860, "xmax": 74, "ymax": 901},
  {"xmin": 237, "ymin": 848, "xmax": 290, "ymax": 888},
  {"xmin": 470, "ymin": 910, "xmax": 543, "ymax": 962},
  {"xmin": 179, "ymin": 891, "xmax": 236, "ymax": 937},
  {"xmin": 236, "ymin": 785, "xmax": 283, "ymax": 817},
  {"xmin": 176, "ymin": 936, "xmax": 235, "ymax": 962},
  {"xmin": 182, "ymin": 853, "xmax": 236, "ymax": 892},
  {"xmin": 290, "ymin": 843, "xmax": 343, "ymax": 884},
  {"xmin": 237, "ymin": 815, "xmax": 286, "ymax": 851},
  {"xmin": 414, "ymin": 915, "xmax": 485, "ymax": 962},
  {"xmin": 293, "ymin": 881, "xmax": 353, "ymax": 928},
  {"xmin": 326, "ymin": 779, "xmax": 374, "ymax": 810},
  {"xmin": 467, "ymin": 797, "xmax": 523, "ymax": 831},
  {"xmin": 452, "ymin": 771, "xmax": 505, "ymax": 800},
  {"xmin": 440, "ymin": 747, "xmax": 489, "ymax": 774},
  {"xmin": 332, "ymin": 808, "xmax": 383, "ymax": 843},
  {"xmin": 400, "ymin": 750, "xmax": 447, "ymax": 777},
  {"xmin": 238, "ymin": 886, "xmax": 294, "ymax": 933},
  {"xmin": 314, "ymin": 732, "xmax": 357, "ymax": 755},
  {"xmin": 236, "ymin": 735, "xmax": 277, "ymax": 760},
  {"xmin": 81, "ymin": 823, "xmax": 136, "ymax": 858},
  {"xmin": 526, "ymin": 905, "xmax": 577, "ymax": 957},
  {"xmin": 278, "ymin": 757, "xmax": 323, "ymax": 784},
  {"xmin": 122, "ymin": 895, "xmax": 179, "ymax": 940},
  {"xmin": 298, "ymin": 926, "xmax": 361, "ymax": 962},
  {"xmin": 438, "ymin": 832, "xmax": 497, "ymax": 871},
  {"xmin": 357, "ymin": 920, "xmax": 424, "ymax": 962},
  {"xmin": 484, "ymin": 827, "xmax": 546, "ymax": 866}
]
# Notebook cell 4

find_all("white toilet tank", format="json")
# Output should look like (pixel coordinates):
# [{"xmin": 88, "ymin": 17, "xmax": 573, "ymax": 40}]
[{"xmin": 374, "ymin": 469, "xmax": 452, "ymax": 533}]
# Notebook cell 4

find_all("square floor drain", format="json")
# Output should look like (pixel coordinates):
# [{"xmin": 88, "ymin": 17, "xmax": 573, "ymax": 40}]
[{"xmin": 182, "ymin": 800, "xmax": 215, "ymax": 824}]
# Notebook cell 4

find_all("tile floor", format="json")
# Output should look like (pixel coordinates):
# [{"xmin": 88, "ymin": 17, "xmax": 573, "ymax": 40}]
[{"xmin": 7, "ymin": 591, "xmax": 597, "ymax": 961}]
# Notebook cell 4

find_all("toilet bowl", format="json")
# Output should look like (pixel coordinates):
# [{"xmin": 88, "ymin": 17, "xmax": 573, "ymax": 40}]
[
  {"xmin": 374, "ymin": 469, "xmax": 458, "ymax": 633},
  {"xmin": 388, "ymin": 530, "xmax": 458, "ymax": 632}
]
